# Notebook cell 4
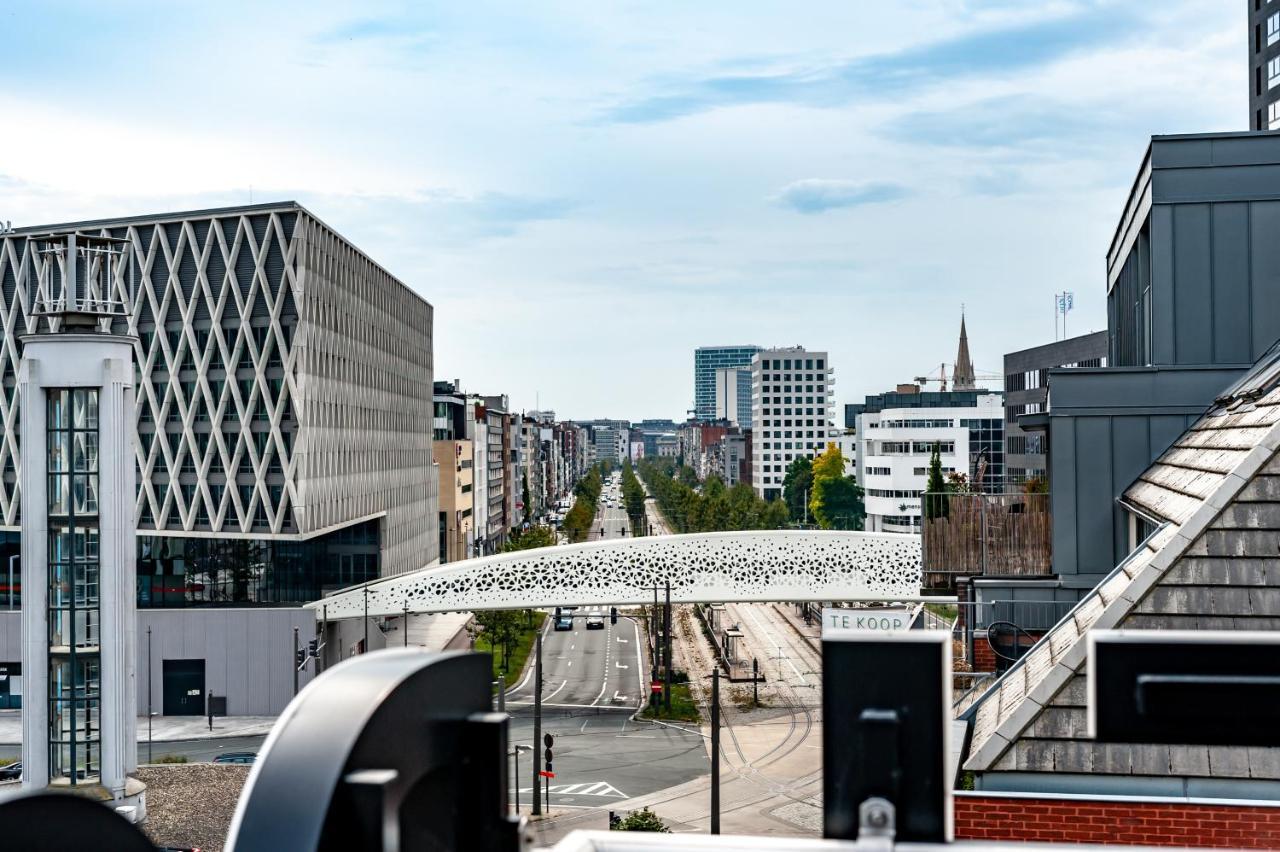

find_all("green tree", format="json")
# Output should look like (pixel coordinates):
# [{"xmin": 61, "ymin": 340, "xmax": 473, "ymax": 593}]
[
  {"xmin": 502, "ymin": 525, "xmax": 557, "ymax": 552},
  {"xmin": 781, "ymin": 457, "xmax": 813, "ymax": 524},
  {"xmin": 925, "ymin": 441, "xmax": 948, "ymax": 520},
  {"xmin": 811, "ymin": 475, "xmax": 865, "ymax": 530},
  {"xmin": 677, "ymin": 466, "xmax": 699, "ymax": 489},
  {"xmin": 473, "ymin": 610, "xmax": 525, "ymax": 674},
  {"xmin": 763, "ymin": 499, "xmax": 790, "ymax": 529},
  {"xmin": 614, "ymin": 807, "xmax": 671, "ymax": 833}
]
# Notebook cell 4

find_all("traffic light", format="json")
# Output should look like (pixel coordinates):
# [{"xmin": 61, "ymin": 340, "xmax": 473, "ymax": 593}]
[
  {"xmin": 610, "ymin": 607, "xmax": 618, "ymax": 625},
  {"xmin": 295, "ymin": 647, "xmax": 306, "ymax": 667},
  {"xmin": 308, "ymin": 639, "xmax": 319, "ymax": 658},
  {"xmin": 544, "ymin": 733, "xmax": 554, "ymax": 774}
]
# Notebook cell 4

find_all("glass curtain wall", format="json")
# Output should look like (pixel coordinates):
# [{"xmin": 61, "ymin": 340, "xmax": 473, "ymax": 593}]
[{"xmin": 47, "ymin": 388, "xmax": 101, "ymax": 783}]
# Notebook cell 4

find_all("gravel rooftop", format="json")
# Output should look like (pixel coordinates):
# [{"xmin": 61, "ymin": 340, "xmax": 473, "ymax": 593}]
[{"xmin": 137, "ymin": 763, "xmax": 249, "ymax": 852}]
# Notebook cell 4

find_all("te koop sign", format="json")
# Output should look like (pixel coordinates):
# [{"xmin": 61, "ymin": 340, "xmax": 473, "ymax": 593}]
[{"xmin": 821, "ymin": 606, "xmax": 914, "ymax": 637}]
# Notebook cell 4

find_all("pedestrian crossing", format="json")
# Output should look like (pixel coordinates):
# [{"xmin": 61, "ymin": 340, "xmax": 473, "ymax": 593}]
[{"xmin": 515, "ymin": 781, "xmax": 627, "ymax": 798}]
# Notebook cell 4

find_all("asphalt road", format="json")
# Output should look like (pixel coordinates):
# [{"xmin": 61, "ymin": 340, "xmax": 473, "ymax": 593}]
[{"xmin": 498, "ymin": 474, "xmax": 708, "ymax": 811}]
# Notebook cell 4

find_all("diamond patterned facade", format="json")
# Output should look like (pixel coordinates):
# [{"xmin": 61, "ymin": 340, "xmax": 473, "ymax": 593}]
[
  {"xmin": 307, "ymin": 530, "xmax": 923, "ymax": 618},
  {"xmin": 0, "ymin": 202, "xmax": 438, "ymax": 577}
]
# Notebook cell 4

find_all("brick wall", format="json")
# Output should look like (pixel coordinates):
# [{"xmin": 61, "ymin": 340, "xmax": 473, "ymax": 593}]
[
  {"xmin": 971, "ymin": 630, "xmax": 1046, "ymax": 674},
  {"xmin": 956, "ymin": 794, "xmax": 1280, "ymax": 847}
]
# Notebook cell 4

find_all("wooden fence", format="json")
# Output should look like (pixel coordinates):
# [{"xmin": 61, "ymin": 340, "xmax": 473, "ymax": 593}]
[{"xmin": 922, "ymin": 492, "xmax": 1051, "ymax": 582}]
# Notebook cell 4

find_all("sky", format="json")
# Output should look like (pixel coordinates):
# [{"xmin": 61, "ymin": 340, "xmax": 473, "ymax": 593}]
[{"xmin": 0, "ymin": 1, "xmax": 1245, "ymax": 421}]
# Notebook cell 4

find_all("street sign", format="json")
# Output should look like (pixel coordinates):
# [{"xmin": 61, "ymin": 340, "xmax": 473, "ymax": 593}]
[
  {"xmin": 821, "ymin": 606, "xmax": 913, "ymax": 638},
  {"xmin": 539, "ymin": 770, "xmax": 555, "ymax": 778},
  {"xmin": 544, "ymin": 733, "xmax": 554, "ymax": 748},
  {"xmin": 650, "ymin": 681, "xmax": 662, "ymax": 693},
  {"xmin": 544, "ymin": 748, "xmax": 553, "ymax": 764}
]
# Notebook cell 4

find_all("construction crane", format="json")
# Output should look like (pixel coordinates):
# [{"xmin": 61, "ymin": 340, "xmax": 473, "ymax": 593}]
[{"xmin": 912, "ymin": 362, "xmax": 1002, "ymax": 391}]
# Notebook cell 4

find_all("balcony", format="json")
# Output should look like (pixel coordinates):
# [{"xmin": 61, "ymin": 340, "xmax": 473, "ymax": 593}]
[{"xmin": 921, "ymin": 492, "xmax": 1051, "ymax": 587}]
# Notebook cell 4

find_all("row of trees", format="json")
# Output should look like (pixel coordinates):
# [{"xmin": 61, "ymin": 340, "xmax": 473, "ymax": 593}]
[
  {"xmin": 562, "ymin": 464, "xmax": 605, "ymax": 542},
  {"xmin": 620, "ymin": 461, "xmax": 647, "ymax": 533},
  {"xmin": 781, "ymin": 444, "xmax": 865, "ymax": 530},
  {"xmin": 637, "ymin": 458, "xmax": 789, "ymax": 532}
]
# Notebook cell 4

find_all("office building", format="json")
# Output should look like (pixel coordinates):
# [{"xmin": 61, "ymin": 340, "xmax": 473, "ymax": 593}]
[
  {"xmin": 1002, "ymin": 331, "xmax": 1107, "ymax": 484},
  {"xmin": 433, "ymin": 381, "xmax": 474, "ymax": 564},
  {"xmin": 1251, "ymin": 0, "xmax": 1280, "ymax": 130},
  {"xmin": 750, "ymin": 347, "xmax": 834, "ymax": 501},
  {"xmin": 587, "ymin": 420, "xmax": 629, "ymax": 465},
  {"xmin": 0, "ymin": 201, "xmax": 437, "ymax": 715},
  {"xmin": 713, "ymin": 367, "xmax": 752, "ymax": 426},
  {"xmin": 856, "ymin": 388, "xmax": 1004, "ymax": 533},
  {"xmin": 694, "ymin": 346, "xmax": 760, "ymax": 421}
]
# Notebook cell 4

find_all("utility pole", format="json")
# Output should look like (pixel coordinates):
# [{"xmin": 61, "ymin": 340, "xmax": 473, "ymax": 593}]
[
  {"xmin": 146, "ymin": 626, "xmax": 153, "ymax": 764},
  {"xmin": 403, "ymin": 601, "xmax": 409, "ymax": 647},
  {"xmin": 664, "ymin": 580, "xmax": 672, "ymax": 713},
  {"xmin": 711, "ymin": 668, "xmax": 721, "ymax": 835},
  {"xmin": 753, "ymin": 657, "xmax": 759, "ymax": 707},
  {"xmin": 532, "ymin": 631, "xmax": 543, "ymax": 816},
  {"xmin": 293, "ymin": 626, "xmax": 300, "ymax": 696},
  {"xmin": 363, "ymin": 586, "xmax": 369, "ymax": 653}
]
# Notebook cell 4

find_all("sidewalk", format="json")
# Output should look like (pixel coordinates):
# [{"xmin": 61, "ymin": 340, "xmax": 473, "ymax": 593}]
[{"xmin": 0, "ymin": 709, "xmax": 277, "ymax": 744}]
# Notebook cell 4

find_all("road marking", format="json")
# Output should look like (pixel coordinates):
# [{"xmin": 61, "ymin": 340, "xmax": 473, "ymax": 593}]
[
  {"xmin": 567, "ymin": 660, "xmax": 572, "ymax": 668},
  {"xmin": 545, "ymin": 679, "xmax": 568, "ymax": 701},
  {"xmin": 616, "ymin": 734, "xmax": 655, "ymax": 739},
  {"xmin": 615, "ymin": 661, "xmax": 628, "ymax": 669},
  {"xmin": 612, "ymin": 691, "xmax": 628, "ymax": 702},
  {"xmin": 570, "ymin": 644, "xmax": 574, "ymax": 650},
  {"xmin": 616, "ymin": 636, "xmax": 628, "ymax": 643},
  {"xmin": 581, "ymin": 718, "xmax": 590, "ymax": 733}
]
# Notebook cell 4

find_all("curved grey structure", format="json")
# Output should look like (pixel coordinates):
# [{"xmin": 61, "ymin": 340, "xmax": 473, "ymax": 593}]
[{"xmin": 307, "ymin": 530, "xmax": 922, "ymax": 619}]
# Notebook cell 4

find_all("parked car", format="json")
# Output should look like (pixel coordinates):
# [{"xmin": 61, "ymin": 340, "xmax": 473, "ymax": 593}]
[
  {"xmin": 212, "ymin": 751, "xmax": 256, "ymax": 765},
  {"xmin": 0, "ymin": 761, "xmax": 20, "ymax": 781},
  {"xmin": 586, "ymin": 615, "xmax": 605, "ymax": 630}
]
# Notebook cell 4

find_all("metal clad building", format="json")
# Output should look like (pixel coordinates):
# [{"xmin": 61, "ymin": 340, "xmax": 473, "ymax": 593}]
[{"xmin": 0, "ymin": 202, "xmax": 439, "ymax": 602}]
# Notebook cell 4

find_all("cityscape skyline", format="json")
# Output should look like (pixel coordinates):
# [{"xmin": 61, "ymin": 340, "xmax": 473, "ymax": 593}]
[{"xmin": 0, "ymin": 2, "xmax": 1242, "ymax": 419}]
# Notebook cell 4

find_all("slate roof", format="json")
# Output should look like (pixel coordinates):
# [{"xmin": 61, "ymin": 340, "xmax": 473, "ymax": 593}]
[{"xmin": 964, "ymin": 345, "xmax": 1280, "ymax": 780}]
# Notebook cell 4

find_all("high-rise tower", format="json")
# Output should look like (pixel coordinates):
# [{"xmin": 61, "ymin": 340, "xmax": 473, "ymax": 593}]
[{"xmin": 1250, "ymin": 0, "xmax": 1280, "ymax": 131}]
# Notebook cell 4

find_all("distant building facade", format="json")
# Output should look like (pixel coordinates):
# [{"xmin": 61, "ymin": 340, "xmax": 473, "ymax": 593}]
[
  {"xmin": 694, "ymin": 346, "xmax": 760, "ymax": 421},
  {"xmin": 750, "ymin": 347, "xmax": 834, "ymax": 501},
  {"xmin": 433, "ymin": 381, "xmax": 475, "ymax": 564},
  {"xmin": 1003, "ymin": 331, "xmax": 1107, "ymax": 484},
  {"xmin": 1251, "ymin": 0, "xmax": 1280, "ymax": 131},
  {"xmin": 713, "ymin": 367, "xmax": 752, "ymax": 426},
  {"xmin": 856, "ymin": 389, "xmax": 1004, "ymax": 533}
]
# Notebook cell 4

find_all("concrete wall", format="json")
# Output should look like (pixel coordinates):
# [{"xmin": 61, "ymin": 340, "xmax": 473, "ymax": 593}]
[
  {"xmin": 1047, "ymin": 365, "xmax": 1244, "ymax": 582},
  {"xmin": 0, "ymin": 607, "xmax": 319, "ymax": 716}
]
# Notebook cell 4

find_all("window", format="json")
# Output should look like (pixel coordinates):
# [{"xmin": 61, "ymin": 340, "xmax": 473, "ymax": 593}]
[
  {"xmin": 1270, "ymin": 57, "xmax": 1280, "ymax": 89},
  {"xmin": 1271, "ymin": 99, "xmax": 1280, "ymax": 130},
  {"xmin": 1269, "ymin": 12, "xmax": 1279, "ymax": 45}
]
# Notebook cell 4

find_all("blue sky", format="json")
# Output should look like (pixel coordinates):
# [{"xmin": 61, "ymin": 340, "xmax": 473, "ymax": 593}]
[{"xmin": 0, "ymin": 1, "xmax": 1243, "ymax": 420}]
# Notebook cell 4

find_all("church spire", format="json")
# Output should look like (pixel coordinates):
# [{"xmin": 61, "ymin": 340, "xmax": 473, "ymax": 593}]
[{"xmin": 954, "ymin": 312, "xmax": 976, "ymax": 391}]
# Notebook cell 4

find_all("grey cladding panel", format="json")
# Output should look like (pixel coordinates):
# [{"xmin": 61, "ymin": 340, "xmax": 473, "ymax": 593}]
[
  {"xmin": 1076, "ymin": 418, "xmax": 1116, "ymax": 574},
  {"xmin": 1252, "ymin": 201, "xmax": 1280, "ymax": 359},
  {"xmin": 1149, "ymin": 204, "xmax": 1176, "ymax": 366},
  {"xmin": 1213, "ymin": 204, "xmax": 1252, "ymax": 363},
  {"xmin": 1050, "ymin": 418, "xmax": 1078, "ymax": 574},
  {"xmin": 1111, "ymin": 417, "xmax": 1150, "ymax": 559},
  {"xmin": 1172, "ymin": 204, "xmax": 1212, "ymax": 364}
]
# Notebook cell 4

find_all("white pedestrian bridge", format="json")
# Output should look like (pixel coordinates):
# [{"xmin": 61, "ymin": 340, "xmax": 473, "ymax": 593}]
[{"xmin": 306, "ymin": 530, "xmax": 922, "ymax": 620}]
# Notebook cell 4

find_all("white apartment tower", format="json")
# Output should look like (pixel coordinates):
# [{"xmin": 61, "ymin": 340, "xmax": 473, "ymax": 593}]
[{"xmin": 750, "ymin": 347, "xmax": 834, "ymax": 501}]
